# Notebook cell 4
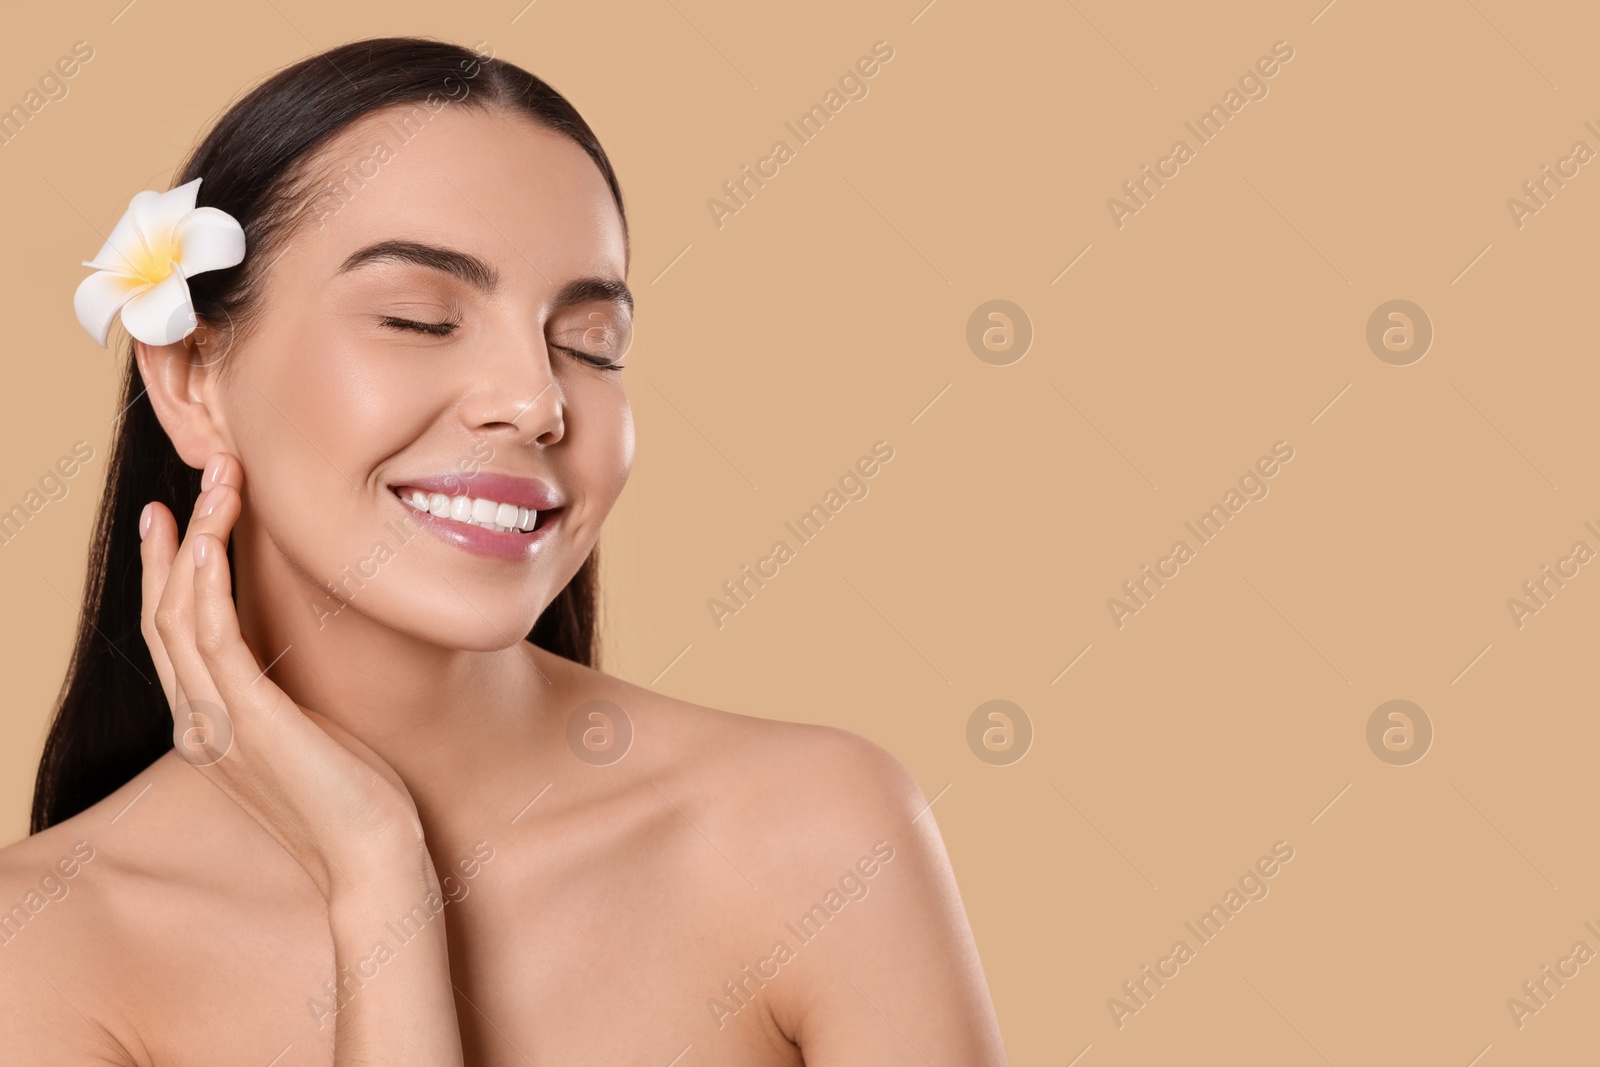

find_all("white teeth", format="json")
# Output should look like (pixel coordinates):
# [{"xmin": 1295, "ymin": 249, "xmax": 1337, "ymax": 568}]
[{"xmin": 399, "ymin": 488, "xmax": 539, "ymax": 533}]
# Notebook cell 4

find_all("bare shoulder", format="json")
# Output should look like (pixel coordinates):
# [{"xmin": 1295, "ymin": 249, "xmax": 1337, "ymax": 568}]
[
  {"xmin": 0, "ymin": 809, "xmax": 113, "ymax": 960},
  {"xmin": 676, "ymin": 696, "xmax": 921, "ymax": 813},
  {"xmin": 0, "ymin": 798, "xmax": 142, "ymax": 1061},
  {"xmin": 558, "ymin": 653, "xmax": 929, "ymax": 838},
  {"xmin": 0, "ymin": 756, "xmax": 321, "ymax": 1065},
  {"xmin": 559, "ymin": 661, "xmax": 1007, "ymax": 1061}
]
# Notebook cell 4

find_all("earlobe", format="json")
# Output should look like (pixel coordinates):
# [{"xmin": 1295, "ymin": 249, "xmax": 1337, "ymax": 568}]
[{"xmin": 133, "ymin": 331, "xmax": 232, "ymax": 470}]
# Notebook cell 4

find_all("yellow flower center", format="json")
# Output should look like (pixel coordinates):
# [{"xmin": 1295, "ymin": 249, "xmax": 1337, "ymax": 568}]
[{"xmin": 128, "ymin": 229, "xmax": 180, "ymax": 286}]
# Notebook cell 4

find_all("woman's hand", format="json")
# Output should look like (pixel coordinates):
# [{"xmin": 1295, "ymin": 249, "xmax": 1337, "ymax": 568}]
[
  {"xmin": 140, "ymin": 451, "xmax": 464, "ymax": 1064},
  {"xmin": 140, "ymin": 451, "xmax": 425, "ymax": 897}
]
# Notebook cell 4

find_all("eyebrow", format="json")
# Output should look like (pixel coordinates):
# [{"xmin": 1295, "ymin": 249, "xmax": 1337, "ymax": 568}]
[
  {"xmin": 338, "ymin": 239, "xmax": 633, "ymax": 316},
  {"xmin": 340, "ymin": 240, "xmax": 498, "ymax": 290}
]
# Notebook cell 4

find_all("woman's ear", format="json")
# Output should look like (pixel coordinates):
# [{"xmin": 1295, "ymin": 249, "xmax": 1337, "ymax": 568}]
[{"xmin": 133, "ymin": 320, "xmax": 234, "ymax": 470}]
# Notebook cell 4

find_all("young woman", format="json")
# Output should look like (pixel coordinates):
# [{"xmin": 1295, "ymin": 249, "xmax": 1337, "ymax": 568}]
[{"xmin": 0, "ymin": 37, "xmax": 1006, "ymax": 1065}]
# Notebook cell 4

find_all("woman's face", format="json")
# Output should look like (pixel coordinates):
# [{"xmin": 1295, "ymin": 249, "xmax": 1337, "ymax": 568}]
[{"xmin": 212, "ymin": 103, "xmax": 633, "ymax": 650}]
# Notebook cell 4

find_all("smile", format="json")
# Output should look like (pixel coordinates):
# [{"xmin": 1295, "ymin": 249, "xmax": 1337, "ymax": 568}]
[{"xmin": 395, "ymin": 488, "xmax": 542, "ymax": 535}]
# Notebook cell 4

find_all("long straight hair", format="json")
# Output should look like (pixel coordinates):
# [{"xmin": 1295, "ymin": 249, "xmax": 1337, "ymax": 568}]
[{"xmin": 31, "ymin": 37, "xmax": 627, "ymax": 833}]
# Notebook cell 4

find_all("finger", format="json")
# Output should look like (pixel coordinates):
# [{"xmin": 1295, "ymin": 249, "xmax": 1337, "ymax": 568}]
[
  {"xmin": 139, "ymin": 500, "xmax": 180, "ymax": 708},
  {"xmin": 195, "ymin": 451, "xmax": 243, "ymax": 523},
  {"xmin": 162, "ymin": 452, "xmax": 245, "ymax": 618},
  {"xmin": 155, "ymin": 452, "xmax": 245, "ymax": 645},
  {"xmin": 189, "ymin": 534, "xmax": 324, "ymax": 809},
  {"xmin": 191, "ymin": 529, "xmax": 297, "ymax": 732},
  {"xmin": 184, "ymin": 530, "xmax": 283, "ymax": 769},
  {"xmin": 154, "ymin": 475, "xmax": 247, "ymax": 729}
]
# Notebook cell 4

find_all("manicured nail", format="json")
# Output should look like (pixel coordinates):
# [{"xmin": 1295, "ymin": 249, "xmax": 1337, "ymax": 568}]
[
  {"xmin": 193, "ymin": 535, "xmax": 210, "ymax": 567},
  {"xmin": 201, "ymin": 453, "xmax": 223, "ymax": 491},
  {"xmin": 138, "ymin": 503, "xmax": 152, "ymax": 542},
  {"xmin": 198, "ymin": 488, "xmax": 218, "ymax": 518}
]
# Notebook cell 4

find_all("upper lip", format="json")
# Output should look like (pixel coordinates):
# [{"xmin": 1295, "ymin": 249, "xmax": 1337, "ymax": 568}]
[{"xmin": 389, "ymin": 472, "xmax": 563, "ymax": 512}]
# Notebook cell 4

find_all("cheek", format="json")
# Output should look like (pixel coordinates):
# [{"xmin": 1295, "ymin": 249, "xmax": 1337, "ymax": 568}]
[
  {"xmin": 550, "ymin": 378, "xmax": 633, "ymax": 551},
  {"xmin": 311, "ymin": 338, "xmax": 437, "ymax": 449},
  {"xmin": 239, "ymin": 334, "xmax": 435, "ymax": 475},
  {"xmin": 583, "ymin": 383, "xmax": 634, "ymax": 501},
  {"xmin": 224, "ymin": 338, "xmax": 431, "ymax": 568},
  {"xmin": 613, "ymin": 400, "xmax": 636, "ymax": 484}
]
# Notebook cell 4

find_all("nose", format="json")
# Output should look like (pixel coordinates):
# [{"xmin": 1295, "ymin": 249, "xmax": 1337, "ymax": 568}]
[{"xmin": 457, "ymin": 336, "xmax": 565, "ymax": 447}]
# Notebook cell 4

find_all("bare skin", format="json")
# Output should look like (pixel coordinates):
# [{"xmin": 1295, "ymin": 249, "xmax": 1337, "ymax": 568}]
[{"xmin": 0, "ymin": 104, "xmax": 1006, "ymax": 1065}]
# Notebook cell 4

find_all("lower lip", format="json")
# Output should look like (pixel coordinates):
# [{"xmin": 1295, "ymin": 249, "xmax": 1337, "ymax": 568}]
[{"xmin": 390, "ymin": 490, "xmax": 561, "ymax": 561}]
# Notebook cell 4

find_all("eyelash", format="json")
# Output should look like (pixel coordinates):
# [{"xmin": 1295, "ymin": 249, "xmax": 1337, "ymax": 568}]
[
  {"xmin": 381, "ymin": 315, "xmax": 458, "ymax": 337},
  {"xmin": 380, "ymin": 318, "xmax": 625, "ymax": 371}
]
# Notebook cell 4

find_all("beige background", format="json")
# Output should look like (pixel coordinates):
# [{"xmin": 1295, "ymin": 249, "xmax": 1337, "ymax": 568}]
[{"xmin": 3, "ymin": 0, "xmax": 1597, "ymax": 1062}]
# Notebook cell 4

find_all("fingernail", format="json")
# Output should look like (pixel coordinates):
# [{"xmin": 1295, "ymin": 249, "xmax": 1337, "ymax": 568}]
[
  {"xmin": 201, "ymin": 453, "xmax": 223, "ymax": 491},
  {"xmin": 198, "ymin": 488, "xmax": 218, "ymax": 518},
  {"xmin": 193, "ymin": 535, "xmax": 210, "ymax": 567},
  {"xmin": 138, "ymin": 503, "xmax": 152, "ymax": 542}
]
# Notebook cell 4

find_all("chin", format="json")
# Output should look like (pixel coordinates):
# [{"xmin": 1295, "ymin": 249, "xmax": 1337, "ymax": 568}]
[{"xmin": 358, "ymin": 591, "xmax": 545, "ymax": 652}]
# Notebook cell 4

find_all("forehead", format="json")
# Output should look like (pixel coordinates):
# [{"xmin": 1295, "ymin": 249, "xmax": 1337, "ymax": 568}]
[{"xmin": 293, "ymin": 103, "xmax": 627, "ymax": 283}]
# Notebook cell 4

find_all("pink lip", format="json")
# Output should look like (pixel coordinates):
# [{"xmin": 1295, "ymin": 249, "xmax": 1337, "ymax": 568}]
[{"xmin": 387, "ymin": 472, "xmax": 565, "ymax": 562}]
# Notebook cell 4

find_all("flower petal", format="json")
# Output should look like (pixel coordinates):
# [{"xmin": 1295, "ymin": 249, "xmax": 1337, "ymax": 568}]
[
  {"xmin": 83, "ymin": 179, "xmax": 204, "ymax": 274},
  {"xmin": 119, "ymin": 269, "xmax": 196, "ymax": 346},
  {"xmin": 174, "ymin": 206, "xmax": 246, "ymax": 278},
  {"xmin": 85, "ymin": 198, "xmax": 157, "ymax": 277},
  {"xmin": 74, "ymin": 270, "xmax": 151, "ymax": 348},
  {"xmin": 131, "ymin": 178, "xmax": 203, "ymax": 245}
]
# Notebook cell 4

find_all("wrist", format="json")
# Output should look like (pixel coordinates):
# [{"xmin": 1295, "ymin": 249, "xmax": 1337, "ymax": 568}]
[{"xmin": 327, "ymin": 874, "xmax": 450, "ymax": 958}]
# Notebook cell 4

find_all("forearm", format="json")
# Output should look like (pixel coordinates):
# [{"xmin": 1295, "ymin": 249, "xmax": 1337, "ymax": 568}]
[{"xmin": 327, "ymin": 871, "xmax": 464, "ymax": 1065}]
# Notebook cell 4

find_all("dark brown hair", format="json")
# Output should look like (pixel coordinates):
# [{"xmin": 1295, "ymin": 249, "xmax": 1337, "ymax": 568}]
[{"xmin": 31, "ymin": 37, "xmax": 626, "ymax": 832}]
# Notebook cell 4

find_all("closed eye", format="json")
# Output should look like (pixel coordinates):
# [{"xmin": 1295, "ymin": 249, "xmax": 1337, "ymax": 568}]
[
  {"xmin": 381, "ymin": 316, "xmax": 458, "ymax": 337},
  {"xmin": 378, "ymin": 320, "xmax": 623, "ymax": 369},
  {"xmin": 557, "ymin": 345, "xmax": 625, "ymax": 371}
]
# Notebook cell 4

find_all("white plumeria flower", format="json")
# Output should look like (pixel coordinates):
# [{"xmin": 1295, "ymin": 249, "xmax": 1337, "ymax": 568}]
[{"xmin": 73, "ymin": 177, "xmax": 246, "ymax": 348}]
